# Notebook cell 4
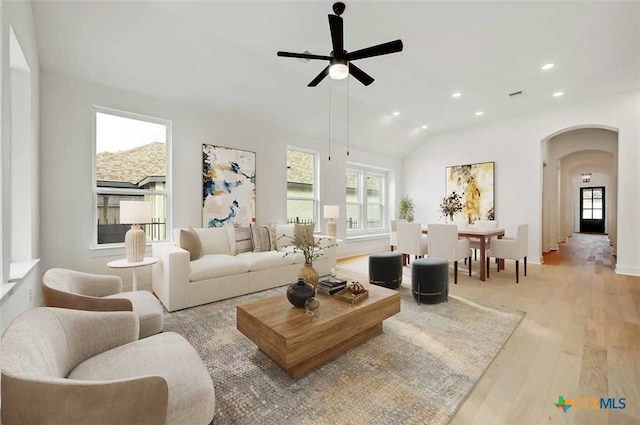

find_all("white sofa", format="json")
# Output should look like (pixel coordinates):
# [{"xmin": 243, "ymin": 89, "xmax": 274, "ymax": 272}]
[{"xmin": 152, "ymin": 224, "xmax": 336, "ymax": 312}]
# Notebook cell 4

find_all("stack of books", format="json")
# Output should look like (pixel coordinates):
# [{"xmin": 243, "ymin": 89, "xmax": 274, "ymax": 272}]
[{"xmin": 316, "ymin": 278, "xmax": 347, "ymax": 295}]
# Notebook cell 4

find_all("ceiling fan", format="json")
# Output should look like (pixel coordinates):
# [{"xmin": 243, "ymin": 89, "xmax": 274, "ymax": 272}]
[{"xmin": 276, "ymin": 2, "xmax": 403, "ymax": 87}]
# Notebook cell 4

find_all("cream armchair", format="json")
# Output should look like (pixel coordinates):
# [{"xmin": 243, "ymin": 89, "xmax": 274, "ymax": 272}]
[
  {"xmin": 42, "ymin": 268, "xmax": 163, "ymax": 339},
  {"xmin": 389, "ymin": 219, "xmax": 407, "ymax": 251},
  {"xmin": 427, "ymin": 224, "xmax": 471, "ymax": 284},
  {"xmin": 487, "ymin": 224, "xmax": 528, "ymax": 283},
  {"xmin": 396, "ymin": 222, "xmax": 428, "ymax": 266},
  {"xmin": 1, "ymin": 308, "xmax": 215, "ymax": 425}
]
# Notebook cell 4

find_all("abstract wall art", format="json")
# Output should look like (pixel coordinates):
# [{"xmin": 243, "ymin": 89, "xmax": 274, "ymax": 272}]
[
  {"xmin": 202, "ymin": 144, "xmax": 256, "ymax": 227},
  {"xmin": 445, "ymin": 161, "xmax": 495, "ymax": 223}
]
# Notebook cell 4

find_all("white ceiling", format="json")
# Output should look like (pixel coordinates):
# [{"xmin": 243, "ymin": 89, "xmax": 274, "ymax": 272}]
[{"xmin": 32, "ymin": 1, "xmax": 640, "ymax": 159}]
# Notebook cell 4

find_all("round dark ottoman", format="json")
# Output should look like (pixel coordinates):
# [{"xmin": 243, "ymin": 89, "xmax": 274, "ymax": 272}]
[
  {"xmin": 412, "ymin": 258, "xmax": 449, "ymax": 304},
  {"xmin": 369, "ymin": 252, "xmax": 403, "ymax": 289}
]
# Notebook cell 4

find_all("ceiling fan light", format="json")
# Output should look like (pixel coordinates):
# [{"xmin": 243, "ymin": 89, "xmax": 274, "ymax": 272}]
[{"xmin": 329, "ymin": 63, "xmax": 349, "ymax": 80}]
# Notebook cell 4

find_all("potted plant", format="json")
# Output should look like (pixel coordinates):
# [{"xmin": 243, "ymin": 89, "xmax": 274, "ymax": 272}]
[{"xmin": 398, "ymin": 196, "xmax": 415, "ymax": 222}]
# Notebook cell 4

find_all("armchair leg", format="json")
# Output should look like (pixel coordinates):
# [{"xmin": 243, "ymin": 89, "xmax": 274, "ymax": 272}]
[
  {"xmin": 391, "ymin": 245, "xmax": 394, "ymax": 252},
  {"xmin": 454, "ymin": 261, "xmax": 458, "ymax": 284},
  {"xmin": 515, "ymin": 260, "xmax": 519, "ymax": 283},
  {"xmin": 468, "ymin": 256, "xmax": 472, "ymax": 276},
  {"xmin": 524, "ymin": 256, "xmax": 527, "ymax": 276},
  {"xmin": 474, "ymin": 249, "xmax": 477, "ymax": 261}
]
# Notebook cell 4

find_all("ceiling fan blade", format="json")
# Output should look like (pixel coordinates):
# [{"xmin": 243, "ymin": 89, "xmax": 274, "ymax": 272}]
[
  {"xmin": 345, "ymin": 39, "xmax": 403, "ymax": 61},
  {"xmin": 348, "ymin": 63, "xmax": 374, "ymax": 86},
  {"xmin": 328, "ymin": 14, "xmax": 344, "ymax": 58},
  {"xmin": 277, "ymin": 51, "xmax": 332, "ymax": 61},
  {"xmin": 308, "ymin": 65, "xmax": 330, "ymax": 87}
]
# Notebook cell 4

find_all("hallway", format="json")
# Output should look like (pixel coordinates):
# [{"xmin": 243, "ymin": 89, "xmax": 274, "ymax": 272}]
[{"xmin": 543, "ymin": 233, "xmax": 614, "ymax": 268}]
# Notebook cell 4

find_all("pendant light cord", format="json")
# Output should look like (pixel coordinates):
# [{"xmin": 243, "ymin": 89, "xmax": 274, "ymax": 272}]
[
  {"xmin": 328, "ymin": 80, "xmax": 332, "ymax": 161},
  {"xmin": 347, "ymin": 75, "xmax": 350, "ymax": 156}
]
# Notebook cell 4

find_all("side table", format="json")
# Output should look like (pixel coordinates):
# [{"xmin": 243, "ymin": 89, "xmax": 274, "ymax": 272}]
[{"xmin": 107, "ymin": 257, "xmax": 158, "ymax": 291}]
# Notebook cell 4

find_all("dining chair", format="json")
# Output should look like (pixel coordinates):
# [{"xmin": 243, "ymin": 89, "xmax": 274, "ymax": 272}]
[
  {"xmin": 396, "ymin": 222, "xmax": 428, "ymax": 266},
  {"xmin": 470, "ymin": 220, "xmax": 498, "ymax": 260},
  {"xmin": 486, "ymin": 224, "xmax": 528, "ymax": 283},
  {"xmin": 389, "ymin": 219, "xmax": 407, "ymax": 252},
  {"xmin": 427, "ymin": 224, "xmax": 471, "ymax": 284}
]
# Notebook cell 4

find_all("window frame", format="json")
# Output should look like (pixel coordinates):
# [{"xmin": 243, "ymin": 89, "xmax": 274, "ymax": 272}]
[
  {"xmin": 286, "ymin": 146, "xmax": 320, "ymax": 230},
  {"xmin": 345, "ymin": 163, "xmax": 388, "ymax": 237},
  {"xmin": 92, "ymin": 105, "xmax": 172, "ymax": 248}
]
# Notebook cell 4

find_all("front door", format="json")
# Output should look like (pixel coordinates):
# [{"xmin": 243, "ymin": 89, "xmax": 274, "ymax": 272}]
[{"xmin": 580, "ymin": 187, "xmax": 605, "ymax": 233}]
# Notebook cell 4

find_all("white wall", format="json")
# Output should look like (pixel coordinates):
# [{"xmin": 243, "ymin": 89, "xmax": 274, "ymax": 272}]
[
  {"xmin": 39, "ymin": 71, "xmax": 402, "ymax": 290},
  {"xmin": 1, "ymin": 0, "xmax": 41, "ymax": 333},
  {"xmin": 403, "ymin": 91, "xmax": 640, "ymax": 275}
]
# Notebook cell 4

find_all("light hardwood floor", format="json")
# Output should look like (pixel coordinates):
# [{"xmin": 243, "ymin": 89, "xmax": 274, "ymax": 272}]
[{"xmin": 338, "ymin": 233, "xmax": 640, "ymax": 425}]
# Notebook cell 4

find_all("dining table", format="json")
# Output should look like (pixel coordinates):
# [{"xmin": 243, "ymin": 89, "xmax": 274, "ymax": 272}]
[{"xmin": 421, "ymin": 226, "xmax": 505, "ymax": 282}]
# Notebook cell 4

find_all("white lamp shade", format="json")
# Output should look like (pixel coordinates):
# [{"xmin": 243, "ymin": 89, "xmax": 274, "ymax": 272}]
[
  {"xmin": 323, "ymin": 205, "xmax": 340, "ymax": 219},
  {"xmin": 120, "ymin": 201, "xmax": 151, "ymax": 224}
]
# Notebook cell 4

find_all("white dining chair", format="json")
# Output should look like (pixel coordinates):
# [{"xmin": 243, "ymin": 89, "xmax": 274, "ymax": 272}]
[
  {"xmin": 396, "ymin": 222, "xmax": 428, "ymax": 266},
  {"xmin": 470, "ymin": 220, "xmax": 498, "ymax": 260},
  {"xmin": 427, "ymin": 224, "xmax": 471, "ymax": 284},
  {"xmin": 389, "ymin": 219, "xmax": 407, "ymax": 252},
  {"xmin": 486, "ymin": 224, "xmax": 528, "ymax": 283}
]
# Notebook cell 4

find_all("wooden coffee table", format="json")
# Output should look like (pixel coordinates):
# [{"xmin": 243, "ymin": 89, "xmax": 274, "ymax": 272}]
[{"xmin": 236, "ymin": 283, "xmax": 401, "ymax": 378}]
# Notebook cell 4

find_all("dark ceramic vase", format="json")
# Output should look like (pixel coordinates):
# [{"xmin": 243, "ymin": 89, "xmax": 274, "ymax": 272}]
[{"xmin": 287, "ymin": 278, "xmax": 315, "ymax": 308}]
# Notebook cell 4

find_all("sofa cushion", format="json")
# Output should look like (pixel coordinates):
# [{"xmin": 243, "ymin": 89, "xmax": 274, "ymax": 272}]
[
  {"xmin": 189, "ymin": 254, "xmax": 249, "ymax": 281},
  {"xmin": 250, "ymin": 224, "xmax": 271, "ymax": 252},
  {"xmin": 234, "ymin": 226, "xmax": 253, "ymax": 254},
  {"xmin": 178, "ymin": 227, "xmax": 202, "ymax": 261},
  {"xmin": 275, "ymin": 224, "xmax": 295, "ymax": 250},
  {"xmin": 279, "ymin": 246, "xmax": 306, "ymax": 264},
  {"xmin": 193, "ymin": 226, "xmax": 234, "ymax": 255},
  {"xmin": 236, "ymin": 251, "xmax": 294, "ymax": 272},
  {"xmin": 294, "ymin": 223, "xmax": 315, "ymax": 244},
  {"xmin": 68, "ymin": 332, "xmax": 215, "ymax": 425}
]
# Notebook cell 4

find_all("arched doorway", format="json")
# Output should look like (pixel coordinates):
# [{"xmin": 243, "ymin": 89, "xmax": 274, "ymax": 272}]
[{"xmin": 540, "ymin": 126, "xmax": 618, "ymax": 262}]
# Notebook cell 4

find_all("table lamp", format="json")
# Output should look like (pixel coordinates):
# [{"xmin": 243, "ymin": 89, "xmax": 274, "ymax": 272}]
[
  {"xmin": 120, "ymin": 200, "xmax": 151, "ymax": 262},
  {"xmin": 323, "ymin": 205, "xmax": 339, "ymax": 238}
]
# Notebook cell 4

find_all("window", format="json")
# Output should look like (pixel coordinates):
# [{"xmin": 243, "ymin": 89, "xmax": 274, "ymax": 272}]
[
  {"xmin": 94, "ymin": 107, "xmax": 170, "ymax": 246},
  {"xmin": 345, "ymin": 165, "xmax": 387, "ymax": 235},
  {"xmin": 286, "ymin": 148, "xmax": 318, "ymax": 226}
]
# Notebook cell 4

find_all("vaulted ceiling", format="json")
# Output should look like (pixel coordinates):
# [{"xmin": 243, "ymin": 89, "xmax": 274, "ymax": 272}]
[{"xmin": 32, "ymin": 1, "xmax": 640, "ymax": 159}]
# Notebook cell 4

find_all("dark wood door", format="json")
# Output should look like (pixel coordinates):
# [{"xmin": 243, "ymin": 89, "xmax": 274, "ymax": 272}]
[{"xmin": 580, "ymin": 187, "xmax": 605, "ymax": 233}]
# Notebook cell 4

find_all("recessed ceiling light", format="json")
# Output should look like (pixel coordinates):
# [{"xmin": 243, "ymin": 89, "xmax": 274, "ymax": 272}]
[
  {"xmin": 421, "ymin": 125, "xmax": 428, "ymax": 129},
  {"xmin": 552, "ymin": 91, "xmax": 564, "ymax": 97},
  {"xmin": 541, "ymin": 63, "xmax": 555, "ymax": 70},
  {"xmin": 392, "ymin": 111, "xmax": 400, "ymax": 116},
  {"xmin": 475, "ymin": 111, "xmax": 484, "ymax": 116},
  {"xmin": 452, "ymin": 92, "xmax": 462, "ymax": 98}
]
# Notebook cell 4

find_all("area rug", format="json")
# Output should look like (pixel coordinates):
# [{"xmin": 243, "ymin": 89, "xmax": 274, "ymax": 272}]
[{"xmin": 164, "ymin": 281, "xmax": 524, "ymax": 425}]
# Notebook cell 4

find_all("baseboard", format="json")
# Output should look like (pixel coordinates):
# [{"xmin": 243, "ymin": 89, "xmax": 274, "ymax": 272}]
[{"xmin": 615, "ymin": 264, "xmax": 640, "ymax": 276}]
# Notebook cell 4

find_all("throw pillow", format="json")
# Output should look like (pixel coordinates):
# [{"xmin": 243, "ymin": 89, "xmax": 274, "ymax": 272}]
[
  {"xmin": 234, "ymin": 226, "xmax": 253, "ymax": 254},
  {"xmin": 250, "ymin": 224, "xmax": 271, "ymax": 252},
  {"xmin": 294, "ymin": 223, "xmax": 315, "ymax": 246},
  {"xmin": 178, "ymin": 227, "xmax": 203, "ymax": 261}
]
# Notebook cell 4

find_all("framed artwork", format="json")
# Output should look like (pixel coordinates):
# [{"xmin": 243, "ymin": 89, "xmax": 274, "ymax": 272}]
[
  {"xmin": 445, "ymin": 161, "xmax": 495, "ymax": 222},
  {"xmin": 202, "ymin": 144, "xmax": 256, "ymax": 227}
]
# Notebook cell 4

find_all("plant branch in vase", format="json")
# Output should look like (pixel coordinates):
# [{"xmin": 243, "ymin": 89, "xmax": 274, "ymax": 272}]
[
  {"xmin": 279, "ymin": 228, "xmax": 337, "ymax": 288},
  {"xmin": 439, "ymin": 191, "xmax": 464, "ymax": 223}
]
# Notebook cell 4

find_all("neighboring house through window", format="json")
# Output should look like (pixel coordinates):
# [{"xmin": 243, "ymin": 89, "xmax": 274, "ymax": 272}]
[
  {"xmin": 346, "ymin": 164, "xmax": 387, "ymax": 236},
  {"xmin": 286, "ymin": 148, "xmax": 318, "ymax": 227},
  {"xmin": 94, "ymin": 107, "xmax": 171, "ymax": 246}
]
